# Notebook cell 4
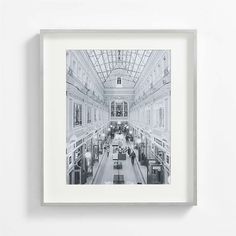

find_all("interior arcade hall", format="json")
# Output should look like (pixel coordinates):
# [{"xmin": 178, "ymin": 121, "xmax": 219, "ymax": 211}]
[{"xmin": 66, "ymin": 50, "xmax": 171, "ymax": 185}]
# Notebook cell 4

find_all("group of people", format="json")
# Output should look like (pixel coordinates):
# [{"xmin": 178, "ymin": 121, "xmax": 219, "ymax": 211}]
[
  {"xmin": 105, "ymin": 142, "xmax": 136, "ymax": 166},
  {"xmin": 105, "ymin": 131, "xmax": 136, "ymax": 166}
]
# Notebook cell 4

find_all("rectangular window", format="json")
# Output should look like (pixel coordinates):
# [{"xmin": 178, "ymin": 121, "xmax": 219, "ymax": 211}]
[
  {"xmin": 73, "ymin": 103, "xmax": 82, "ymax": 126},
  {"xmin": 87, "ymin": 107, "xmax": 92, "ymax": 123},
  {"xmin": 94, "ymin": 108, "xmax": 97, "ymax": 122}
]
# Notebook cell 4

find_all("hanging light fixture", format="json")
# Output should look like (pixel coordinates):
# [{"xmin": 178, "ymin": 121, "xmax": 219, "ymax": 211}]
[
  {"xmin": 136, "ymin": 137, "xmax": 141, "ymax": 144},
  {"xmin": 101, "ymin": 133, "xmax": 106, "ymax": 140},
  {"xmin": 85, "ymin": 150, "xmax": 92, "ymax": 159}
]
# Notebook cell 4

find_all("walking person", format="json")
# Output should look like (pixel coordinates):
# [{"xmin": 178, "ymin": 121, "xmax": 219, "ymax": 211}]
[
  {"xmin": 131, "ymin": 150, "xmax": 136, "ymax": 166},
  {"xmin": 107, "ymin": 145, "xmax": 110, "ymax": 158},
  {"xmin": 127, "ymin": 146, "xmax": 131, "ymax": 156}
]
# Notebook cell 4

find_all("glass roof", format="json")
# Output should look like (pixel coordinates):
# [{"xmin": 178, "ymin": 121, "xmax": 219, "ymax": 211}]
[{"xmin": 86, "ymin": 50, "xmax": 152, "ymax": 87}]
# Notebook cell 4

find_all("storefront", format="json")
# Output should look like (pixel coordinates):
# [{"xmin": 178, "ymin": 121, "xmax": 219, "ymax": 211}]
[
  {"xmin": 147, "ymin": 159, "xmax": 164, "ymax": 184},
  {"xmin": 66, "ymin": 137, "xmax": 86, "ymax": 184},
  {"xmin": 151, "ymin": 136, "xmax": 171, "ymax": 184}
]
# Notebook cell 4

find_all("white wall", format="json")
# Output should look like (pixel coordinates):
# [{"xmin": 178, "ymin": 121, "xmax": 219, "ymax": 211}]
[{"xmin": 1, "ymin": 0, "xmax": 236, "ymax": 235}]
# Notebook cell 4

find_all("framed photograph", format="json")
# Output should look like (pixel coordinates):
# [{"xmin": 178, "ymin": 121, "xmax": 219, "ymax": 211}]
[{"xmin": 41, "ymin": 30, "xmax": 197, "ymax": 205}]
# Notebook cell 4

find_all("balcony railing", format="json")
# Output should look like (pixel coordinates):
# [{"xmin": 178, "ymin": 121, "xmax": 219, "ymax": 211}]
[
  {"xmin": 132, "ymin": 74, "xmax": 171, "ymax": 108},
  {"xmin": 67, "ymin": 67, "xmax": 107, "ymax": 106}
]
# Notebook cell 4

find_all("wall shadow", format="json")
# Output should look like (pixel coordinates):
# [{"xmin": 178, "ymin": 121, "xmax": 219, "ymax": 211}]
[{"xmin": 25, "ymin": 35, "xmax": 193, "ymax": 220}]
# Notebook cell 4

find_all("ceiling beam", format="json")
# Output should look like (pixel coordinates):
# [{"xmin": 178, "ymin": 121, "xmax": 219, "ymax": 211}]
[
  {"xmin": 105, "ymin": 50, "xmax": 112, "ymax": 73},
  {"xmin": 133, "ymin": 50, "xmax": 147, "ymax": 84},
  {"xmin": 92, "ymin": 50, "xmax": 106, "ymax": 83},
  {"xmin": 129, "ymin": 50, "xmax": 139, "ymax": 82},
  {"xmin": 101, "ymin": 50, "xmax": 110, "ymax": 82},
  {"xmin": 126, "ymin": 50, "xmax": 134, "ymax": 79},
  {"xmin": 125, "ymin": 50, "xmax": 129, "ymax": 70}
]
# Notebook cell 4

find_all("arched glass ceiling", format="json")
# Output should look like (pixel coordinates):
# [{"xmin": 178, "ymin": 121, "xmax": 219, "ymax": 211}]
[{"xmin": 86, "ymin": 50, "xmax": 152, "ymax": 86}]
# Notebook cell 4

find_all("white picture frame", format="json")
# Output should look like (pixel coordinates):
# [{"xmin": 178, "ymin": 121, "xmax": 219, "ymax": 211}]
[{"xmin": 41, "ymin": 30, "xmax": 197, "ymax": 205}]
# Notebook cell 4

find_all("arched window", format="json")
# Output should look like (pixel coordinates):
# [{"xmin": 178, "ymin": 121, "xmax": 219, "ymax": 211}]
[
  {"xmin": 116, "ymin": 102, "xmax": 123, "ymax": 116},
  {"xmin": 110, "ymin": 101, "xmax": 128, "ymax": 117}
]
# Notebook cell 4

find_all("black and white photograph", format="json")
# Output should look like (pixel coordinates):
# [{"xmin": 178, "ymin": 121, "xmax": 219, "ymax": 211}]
[
  {"xmin": 5, "ymin": 0, "xmax": 236, "ymax": 233},
  {"xmin": 66, "ymin": 50, "xmax": 171, "ymax": 184}
]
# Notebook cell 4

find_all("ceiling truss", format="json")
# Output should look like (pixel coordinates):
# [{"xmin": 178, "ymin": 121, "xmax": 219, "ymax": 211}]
[{"xmin": 86, "ymin": 50, "xmax": 152, "ymax": 86}]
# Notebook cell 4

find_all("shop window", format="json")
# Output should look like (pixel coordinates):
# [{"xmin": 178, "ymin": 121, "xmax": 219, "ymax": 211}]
[
  {"xmin": 87, "ymin": 107, "xmax": 92, "ymax": 123},
  {"xmin": 73, "ymin": 103, "xmax": 82, "ymax": 126}
]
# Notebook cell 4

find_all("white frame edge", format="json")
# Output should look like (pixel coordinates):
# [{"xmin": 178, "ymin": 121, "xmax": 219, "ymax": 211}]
[{"xmin": 40, "ymin": 29, "xmax": 197, "ymax": 206}]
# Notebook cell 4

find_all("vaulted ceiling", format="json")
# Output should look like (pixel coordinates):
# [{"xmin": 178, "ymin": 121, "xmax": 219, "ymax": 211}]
[{"xmin": 86, "ymin": 50, "xmax": 152, "ymax": 88}]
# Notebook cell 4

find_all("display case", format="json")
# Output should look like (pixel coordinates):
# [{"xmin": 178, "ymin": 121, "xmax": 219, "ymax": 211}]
[{"xmin": 147, "ymin": 159, "xmax": 164, "ymax": 184}]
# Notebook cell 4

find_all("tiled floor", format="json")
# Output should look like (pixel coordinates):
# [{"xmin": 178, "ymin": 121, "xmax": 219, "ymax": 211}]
[{"xmin": 93, "ymin": 135, "xmax": 146, "ymax": 184}]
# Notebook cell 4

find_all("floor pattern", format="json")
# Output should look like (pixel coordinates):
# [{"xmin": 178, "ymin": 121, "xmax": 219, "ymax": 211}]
[{"xmin": 93, "ymin": 136, "xmax": 145, "ymax": 184}]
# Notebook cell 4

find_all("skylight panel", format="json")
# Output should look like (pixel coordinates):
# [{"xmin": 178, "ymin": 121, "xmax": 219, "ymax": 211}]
[{"xmin": 86, "ymin": 49, "xmax": 152, "ymax": 87}]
